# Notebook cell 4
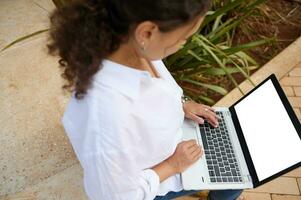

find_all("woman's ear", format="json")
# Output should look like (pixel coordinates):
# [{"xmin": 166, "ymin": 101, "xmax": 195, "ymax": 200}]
[{"xmin": 133, "ymin": 21, "xmax": 158, "ymax": 46}]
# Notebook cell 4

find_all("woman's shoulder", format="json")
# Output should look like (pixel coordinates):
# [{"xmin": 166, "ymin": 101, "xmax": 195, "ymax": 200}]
[
  {"xmin": 64, "ymin": 86, "xmax": 130, "ymax": 124},
  {"xmin": 61, "ymin": 88, "xmax": 135, "ymax": 150},
  {"xmin": 64, "ymin": 86, "xmax": 133, "ymax": 134}
]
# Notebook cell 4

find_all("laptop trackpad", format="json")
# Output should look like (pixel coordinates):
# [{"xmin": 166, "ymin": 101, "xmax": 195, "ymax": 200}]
[
  {"xmin": 181, "ymin": 120, "xmax": 208, "ymax": 189},
  {"xmin": 182, "ymin": 126, "xmax": 197, "ymax": 139},
  {"xmin": 182, "ymin": 118, "xmax": 201, "ymax": 144}
]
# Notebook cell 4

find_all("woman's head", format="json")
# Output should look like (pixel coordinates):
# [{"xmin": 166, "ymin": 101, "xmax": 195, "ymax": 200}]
[
  {"xmin": 47, "ymin": 0, "xmax": 211, "ymax": 99},
  {"xmin": 130, "ymin": 12, "xmax": 206, "ymax": 60}
]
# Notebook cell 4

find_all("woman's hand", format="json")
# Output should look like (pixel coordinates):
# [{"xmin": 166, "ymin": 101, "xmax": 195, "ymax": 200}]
[
  {"xmin": 166, "ymin": 139, "xmax": 203, "ymax": 173},
  {"xmin": 182, "ymin": 100, "xmax": 219, "ymax": 127}
]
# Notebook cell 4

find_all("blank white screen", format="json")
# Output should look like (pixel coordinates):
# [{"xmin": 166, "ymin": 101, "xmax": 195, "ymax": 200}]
[{"xmin": 234, "ymin": 79, "xmax": 301, "ymax": 181}]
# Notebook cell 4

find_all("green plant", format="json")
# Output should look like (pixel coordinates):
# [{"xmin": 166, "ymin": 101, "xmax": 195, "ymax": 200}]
[{"xmin": 163, "ymin": 0, "xmax": 274, "ymax": 105}]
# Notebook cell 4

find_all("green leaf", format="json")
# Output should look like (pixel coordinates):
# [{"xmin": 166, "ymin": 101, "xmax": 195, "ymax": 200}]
[
  {"xmin": 192, "ymin": 35, "xmax": 244, "ymax": 94},
  {"xmin": 187, "ymin": 50, "xmax": 207, "ymax": 63},
  {"xmin": 164, "ymin": 42, "xmax": 197, "ymax": 67},
  {"xmin": 206, "ymin": 18, "xmax": 235, "ymax": 40},
  {"xmin": 204, "ymin": 66, "xmax": 257, "ymax": 76},
  {"xmin": 224, "ymin": 38, "xmax": 275, "ymax": 55},
  {"xmin": 199, "ymin": 35, "xmax": 256, "ymax": 86},
  {"xmin": 212, "ymin": 14, "xmax": 224, "ymax": 31},
  {"xmin": 0, "ymin": 29, "xmax": 50, "ymax": 52},
  {"xmin": 197, "ymin": 0, "xmax": 246, "ymax": 33},
  {"xmin": 52, "ymin": 0, "xmax": 67, "ymax": 9},
  {"xmin": 181, "ymin": 78, "xmax": 228, "ymax": 95},
  {"xmin": 197, "ymin": 95, "xmax": 215, "ymax": 105}
]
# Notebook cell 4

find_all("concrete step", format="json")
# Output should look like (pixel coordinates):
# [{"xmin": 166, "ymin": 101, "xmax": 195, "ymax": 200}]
[{"xmin": 1, "ymin": 164, "xmax": 88, "ymax": 200}]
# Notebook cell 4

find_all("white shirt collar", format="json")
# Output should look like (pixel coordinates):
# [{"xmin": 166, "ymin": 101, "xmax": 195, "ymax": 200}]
[{"xmin": 93, "ymin": 58, "xmax": 160, "ymax": 100}]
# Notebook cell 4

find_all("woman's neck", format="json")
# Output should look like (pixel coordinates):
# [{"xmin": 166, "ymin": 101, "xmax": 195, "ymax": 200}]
[{"xmin": 105, "ymin": 42, "xmax": 160, "ymax": 78}]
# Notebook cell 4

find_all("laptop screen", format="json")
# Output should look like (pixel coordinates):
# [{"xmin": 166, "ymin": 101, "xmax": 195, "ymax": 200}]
[{"xmin": 233, "ymin": 78, "xmax": 301, "ymax": 182}]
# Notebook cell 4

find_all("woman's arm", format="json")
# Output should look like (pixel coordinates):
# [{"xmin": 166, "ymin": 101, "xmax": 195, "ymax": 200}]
[
  {"xmin": 151, "ymin": 139, "xmax": 204, "ymax": 183},
  {"xmin": 151, "ymin": 159, "xmax": 177, "ymax": 183}
]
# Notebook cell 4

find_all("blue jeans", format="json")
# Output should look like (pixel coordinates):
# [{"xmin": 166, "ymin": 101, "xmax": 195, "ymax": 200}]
[{"xmin": 154, "ymin": 189, "xmax": 243, "ymax": 200}]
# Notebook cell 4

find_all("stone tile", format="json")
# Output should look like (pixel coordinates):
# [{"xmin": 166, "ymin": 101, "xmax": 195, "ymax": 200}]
[
  {"xmin": 288, "ymin": 97, "xmax": 301, "ymax": 107},
  {"xmin": 246, "ymin": 177, "xmax": 300, "ymax": 195},
  {"xmin": 294, "ymin": 87, "xmax": 301, "ymax": 96},
  {"xmin": 0, "ymin": 164, "xmax": 88, "ymax": 200},
  {"xmin": 297, "ymin": 183, "xmax": 301, "ymax": 199},
  {"xmin": 0, "ymin": 36, "xmax": 77, "ymax": 196},
  {"xmin": 239, "ymin": 191, "xmax": 271, "ymax": 200},
  {"xmin": 283, "ymin": 167, "xmax": 301, "ymax": 177},
  {"xmin": 282, "ymin": 86, "xmax": 295, "ymax": 96},
  {"xmin": 289, "ymin": 68, "xmax": 301, "ymax": 77},
  {"xmin": 271, "ymin": 194, "xmax": 301, "ymax": 200},
  {"xmin": 293, "ymin": 108, "xmax": 301, "ymax": 120},
  {"xmin": 295, "ymin": 62, "xmax": 301, "ymax": 68},
  {"xmin": 280, "ymin": 77, "xmax": 301, "ymax": 86}
]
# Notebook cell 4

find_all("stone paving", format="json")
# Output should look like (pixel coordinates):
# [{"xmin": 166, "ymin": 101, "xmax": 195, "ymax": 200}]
[{"xmin": 281, "ymin": 63, "xmax": 301, "ymax": 121}]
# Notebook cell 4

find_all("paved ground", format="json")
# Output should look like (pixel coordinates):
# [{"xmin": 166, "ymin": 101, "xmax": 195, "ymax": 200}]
[{"xmin": 281, "ymin": 62, "xmax": 301, "ymax": 121}]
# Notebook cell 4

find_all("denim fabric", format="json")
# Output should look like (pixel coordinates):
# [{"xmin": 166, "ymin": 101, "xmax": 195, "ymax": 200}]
[{"xmin": 154, "ymin": 189, "xmax": 243, "ymax": 200}]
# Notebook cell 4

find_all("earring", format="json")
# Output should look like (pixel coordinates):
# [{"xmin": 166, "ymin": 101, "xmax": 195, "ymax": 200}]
[{"xmin": 141, "ymin": 41, "xmax": 146, "ymax": 51}]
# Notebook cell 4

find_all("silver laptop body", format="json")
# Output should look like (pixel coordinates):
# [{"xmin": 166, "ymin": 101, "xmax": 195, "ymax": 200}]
[{"xmin": 181, "ymin": 107, "xmax": 253, "ymax": 190}]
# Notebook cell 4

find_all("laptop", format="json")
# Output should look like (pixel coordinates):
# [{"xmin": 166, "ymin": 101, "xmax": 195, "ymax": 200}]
[{"xmin": 181, "ymin": 73, "xmax": 301, "ymax": 190}]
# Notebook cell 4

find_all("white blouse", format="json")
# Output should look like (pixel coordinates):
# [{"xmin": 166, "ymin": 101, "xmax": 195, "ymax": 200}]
[{"xmin": 62, "ymin": 58, "xmax": 186, "ymax": 200}]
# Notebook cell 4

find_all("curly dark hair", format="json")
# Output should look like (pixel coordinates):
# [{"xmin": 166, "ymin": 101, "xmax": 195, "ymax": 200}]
[{"xmin": 47, "ymin": 0, "xmax": 211, "ymax": 100}]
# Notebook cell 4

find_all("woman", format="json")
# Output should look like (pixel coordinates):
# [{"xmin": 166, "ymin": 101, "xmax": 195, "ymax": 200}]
[{"xmin": 47, "ymin": 0, "xmax": 245, "ymax": 199}]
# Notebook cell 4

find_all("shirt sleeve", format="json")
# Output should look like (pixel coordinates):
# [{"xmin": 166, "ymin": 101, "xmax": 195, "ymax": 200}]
[
  {"xmin": 84, "ymin": 148, "xmax": 160, "ymax": 200},
  {"xmin": 81, "ymin": 93, "xmax": 161, "ymax": 200}
]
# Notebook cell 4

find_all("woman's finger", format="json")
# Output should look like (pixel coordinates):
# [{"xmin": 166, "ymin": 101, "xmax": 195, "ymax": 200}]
[
  {"xmin": 208, "ymin": 118, "xmax": 218, "ymax": 128},
  {"xmin": 202, "ymin": 106, "xmax": 218, "ymax": 119},
  {"xmin": 191, "ymin": 147, "xmax": 203, "ymax": 159},
  {"xmin": 191, "ymin": 104, "xmax": 217, "ymax": 120},
  {"xmin": 187, "ymin": 143, "xmax": 199, "ymax": 151},
  {"xmin": 205, "ymin": 109, "xmax": 218, "ymax": 120},
  {"xmin": 190, "ymin": 145, "xmax": 202, "ymax": 154},
  {"xmin": 202, "ymin": 105, "xmax": 220, "ymax": 121},
  {"xmin": 194, "ymin": 108, "xmax": 218, "ymax": 127},
  {"xmin": 186, "ymin": 111, "xmax": 205, "ymax": 124},
  {"xmin": 203, "ymin": 105, "xmax": 216, "ymax": 112},
  {"xmin": 184, "ymin": 139, "xmax": 198, "ymax": 149},
  {"xmin": 196, "ymin": 113, "xmax": 217, "ymax": 127}
]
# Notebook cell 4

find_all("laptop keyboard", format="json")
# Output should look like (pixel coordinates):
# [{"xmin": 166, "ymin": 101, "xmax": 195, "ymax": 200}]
[{"xmin": 199, "ymin": 111, "xmax": 243, "ymax": 183}]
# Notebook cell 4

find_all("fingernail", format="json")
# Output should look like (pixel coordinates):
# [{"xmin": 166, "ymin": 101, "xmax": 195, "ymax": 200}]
[{"xmin": 199, "ymin": 119, "xmax": 204, "ymax": 124}]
